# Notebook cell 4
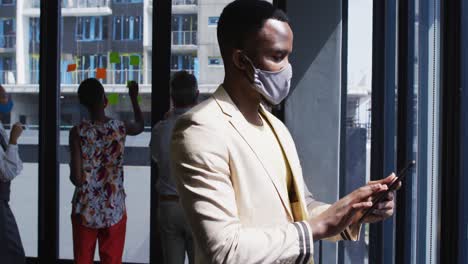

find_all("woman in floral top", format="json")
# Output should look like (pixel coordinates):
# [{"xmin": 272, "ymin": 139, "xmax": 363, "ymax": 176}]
[{"xmin": 69, "ymin": 78, "xmax": 144, "ymax": 264}]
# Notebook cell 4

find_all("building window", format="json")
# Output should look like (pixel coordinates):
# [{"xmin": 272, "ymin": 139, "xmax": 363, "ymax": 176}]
[
  {"xmin": 29, "ymin": 18, "xmax": 40, "ymax": 45},
  {"xmin": 113, "ymin": 0, "xmax": 143, "ymax": 3},
  {"xmin": 173, "ymin": 0, "xmax": 197, "ymax": 5},
  {"xmin": 208, "ymin": 56, "xmax": 223, "ymax": 66},
  {"xmin": 171, "ymin": 54, "xmax": 195, "ymax": 74},
  {"xmin": 208, "ymin": 16, "xmax": 219, "ymax": 26},
  {"xmin": 76, "ymin": 54, "xmax": 108, "ymax": 83},
  {"xmin": 29, "ymin": 56, "xmax": 39, "ymax": 84},
  {"xmin": 112, "ymin": 54, "xmax": 143, "ymax": 84},
  {"xmin": 0, "ymin": 56, "xmax": 15, "ymax": 84},
  {"xmin": 0, "ymin": 18, "xmax": 15, "ymax": 49},
  {"xmin": 0, "ymin": 0, "xmax": 15, "ymax": 5},
  {"xmin": 172, "ymin": 14, "xmax": 197, "ymax": 31},
  {"xmin": 172, "ymin": 15, "xmax": 197, "ymax": 45},
  {"xmin": 113, "ymin": 16, "xmax": 142, "ymax": 41},
  {"xmin": 76, "ymin": 17, "xmax": 104, "ymax": 41}
]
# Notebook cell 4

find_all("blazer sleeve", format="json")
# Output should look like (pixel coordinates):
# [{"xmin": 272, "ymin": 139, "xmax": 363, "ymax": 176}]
[
  {"xmin": 304, "ymin": 184, "xmax": 361, "ymax": 242},
  {"xmin": 171, "ymin": 117, "xmax": 314, "ymax": 264}
]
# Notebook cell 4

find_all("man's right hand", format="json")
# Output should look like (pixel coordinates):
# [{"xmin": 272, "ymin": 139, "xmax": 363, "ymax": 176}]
[
  {"xmin": 9, "ymin": 122, "xmax": 23, "ymax": 145},
  {"xmin": 308, "ymin": 183, "xmax": 388, "ymax": 241}
]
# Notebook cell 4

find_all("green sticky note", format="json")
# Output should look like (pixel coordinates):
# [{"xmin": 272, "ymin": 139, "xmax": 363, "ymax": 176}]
[
  {"xmin": 107, "ymin": 93, "xmax": 119, "ymax": 106},
  {"xmin": 130, "ymin": 55, "xmax": 140, "ymax": 66},
  {"xmin": 137, "ymin": 95, "xmax": 142, "ymax": 104},
  {"xmin": 110, "ymin": 52, "xmax": 121, "ymax": 64}
]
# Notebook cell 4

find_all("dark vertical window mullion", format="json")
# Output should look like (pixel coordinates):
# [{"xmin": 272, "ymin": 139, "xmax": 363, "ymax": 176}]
[
  {"xmin": 369, "ymin": 1, "xmax": 385, "ymax": 263},
  {"xmin": 395, "ymin": 0, "xmax": 418, "ymax": 263},
  {"xmin": 338, "ymin": 1, "xmax": 348, "ymax": 263},
  {"xmin": 150, "ymin": 0, "xmax": 171, "ymax": 263},
  {"xmin": 460, "ymin": 1, "xmax": 468, "ymax": 263},
  {"xmin": 38, "ymin": 0, "xmax": 61, "ymax": 262},
  {"xmin": 370, "ymin": 0, "xmax": 398, "ymax": 263},
  {"xmin": 440, "ymin": 0, "xmax": 461, "ymax": 262}
]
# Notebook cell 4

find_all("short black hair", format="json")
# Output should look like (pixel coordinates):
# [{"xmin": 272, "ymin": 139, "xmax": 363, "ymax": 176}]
[
  {"xmin": 171, "ymin": 71, "xmax": 198, "ymax": 107},
  {"xmin": 217, "ymin": 0, "xmax": 289, "ymax": 60},
  {"xmin": 77, "ymin": 78, "xmax": 105, "ymax": 108}
]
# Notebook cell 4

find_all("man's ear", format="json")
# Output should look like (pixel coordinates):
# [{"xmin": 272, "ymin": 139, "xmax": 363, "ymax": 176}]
[{"xmin": 232, "ymin": 49, "xmax": 248, "ymax": 71}]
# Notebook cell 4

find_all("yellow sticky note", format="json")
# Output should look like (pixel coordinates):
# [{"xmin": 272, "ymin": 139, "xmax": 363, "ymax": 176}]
[
  {"xmin": 67, "ymin": 64, "xmax": 77, "ymax": 72},
  {"xmin": 96, "ymin": 68, "xmax": 107, "ymax": 79}
]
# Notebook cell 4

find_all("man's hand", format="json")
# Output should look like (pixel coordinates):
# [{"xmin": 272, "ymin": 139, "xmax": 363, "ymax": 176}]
[
  {"xmin": 127, "ymin": 80, "xmax": 139, "ymax": 99},
  {"xmin": 308, "ymin": 183, "xmax": 388, "ymax": 241},
  {"xmin": 9, "ymin": 122, "xmax": 23, "ymax": 145},
  {"xmin": 358, "ymin": 173, "xmax": 400, "ymax": 224}
]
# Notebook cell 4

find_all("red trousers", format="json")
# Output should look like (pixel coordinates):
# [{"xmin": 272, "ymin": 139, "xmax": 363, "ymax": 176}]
[{"xmin": 72, "ymin": 214, "xmax": 127, "ymax": 264}]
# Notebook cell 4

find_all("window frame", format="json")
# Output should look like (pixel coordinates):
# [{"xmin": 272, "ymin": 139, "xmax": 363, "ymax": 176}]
[
  {"xmin": 75, "ymin": 16, "xmax": 103, "ymax": 42},
  {"xmin": 113, "ymin": 15, "xmax": 143, "ymax": 41},
  {"xmin": 0, "ymin": 0, "xmax": 15, "ymax": 6}
]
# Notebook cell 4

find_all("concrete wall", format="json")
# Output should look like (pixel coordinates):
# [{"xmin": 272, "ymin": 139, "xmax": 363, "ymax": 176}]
[
  {"xmin": 285, "ymin": 0, "xmax": 343, "ymax": 263},
  {"xmin": 197, "ymin": 0, "xmax": 227, "ymax": 89}
]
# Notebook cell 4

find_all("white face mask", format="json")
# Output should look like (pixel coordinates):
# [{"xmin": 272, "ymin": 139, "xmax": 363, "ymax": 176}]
[{"xmin": 243, "ymin": 55, "xmax": 293, "ymax": 105}]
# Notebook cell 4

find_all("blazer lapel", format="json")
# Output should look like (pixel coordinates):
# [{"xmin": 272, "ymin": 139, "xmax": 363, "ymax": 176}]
[{"xmin": 213, "ymin": 87, "xmax": 294, "ymax": 220}]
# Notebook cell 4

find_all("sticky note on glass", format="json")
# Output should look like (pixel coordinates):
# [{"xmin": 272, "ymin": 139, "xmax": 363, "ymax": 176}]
[
  {"xmin": 110, "ymin": 52, "xmax": 121, "ymax": 64},
  {"xmin": 96, "ymin": 68, "xmax": 107, "ymax": 79},
  {"xmin": 137, "ymin": 95, "xmax": 142, "ymax": 103},
  {"xmin": 107, "ymin": 93, "xmax": 119, "ymax": 106},
  {"xmin": 130, "ymin": 55, "xmax": 140, "ymax": 66},
  {"xmin": 67, "ymin": 64, "xmax": 77, "ymax": 72}
]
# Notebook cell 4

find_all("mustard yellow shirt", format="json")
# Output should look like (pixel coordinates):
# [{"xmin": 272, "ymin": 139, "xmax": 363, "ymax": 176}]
[{"xmin": 244, "ymin": 114, "xmax": 293, "ymax": 213}]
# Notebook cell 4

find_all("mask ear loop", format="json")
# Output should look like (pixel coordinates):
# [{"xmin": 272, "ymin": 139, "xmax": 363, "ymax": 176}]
[{"xmin": 240, "ymin": 53, "xmax": 257, "ymax": 84}]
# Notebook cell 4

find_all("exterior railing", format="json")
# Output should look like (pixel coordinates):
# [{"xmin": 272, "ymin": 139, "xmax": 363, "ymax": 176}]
[
  {"xmin": 27, "ymin": 69, "xmax": 195, "ymax": 86},
  {"xmin": 172, "ymin": 0, "xmax": 197, "ymax": 5},
  {"xmin": 61, "ymin": 69, "xmax": 143, "ymax": 85},
  {"xmin": 172, "ymin": 31, "xmax": 197, "ymax": 45},
  {"xmin": 0, "ymin": 35, "xmax": 15, "ymax": 49},
  {"xmin": 31, "ymin": 0, "xmax": 110, "ymax": 8},
  {"xmin": 0, "ymin": 70, "xmax": 16, "ymax": 84},
  {"xmin": 170, "ymin": 69, "xmax": 194, "ymax": 75}
]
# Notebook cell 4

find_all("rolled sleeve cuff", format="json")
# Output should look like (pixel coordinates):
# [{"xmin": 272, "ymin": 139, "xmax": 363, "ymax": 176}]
[
  {"xmin": 293, "ymin": 221, "xmax": 313, "ymax": 264},
  {"xmin": 7, "ymin": 144, "xmax": 18, "ymax": 151}
]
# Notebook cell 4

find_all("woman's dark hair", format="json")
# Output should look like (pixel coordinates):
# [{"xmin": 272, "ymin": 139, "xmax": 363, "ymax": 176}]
[{"xmin": 77, "ymin": 78, "xmax": 105, "ymax": 108}]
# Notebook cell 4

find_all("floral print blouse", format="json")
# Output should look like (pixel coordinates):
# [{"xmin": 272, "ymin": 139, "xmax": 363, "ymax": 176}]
[{"xmin": 72, "ymin": 119, "xmax": 127, "ymax": 228}]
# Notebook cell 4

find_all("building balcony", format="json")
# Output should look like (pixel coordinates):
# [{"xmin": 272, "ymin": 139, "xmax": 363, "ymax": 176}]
[
  {"xmin": 172, "ymin": 0, "xmax": 197, "ymax": 14},
  {"xmin": 147, "ymin": 0, "xmax": 197, "ymax": 14},
  {"xmin": 0, "ymin": 70, "xmax": 16, "ymax": 85},
  {"xmin": 24, "ymin": 0, "xmax": 112, "ymax": 17},
  {"xmin": 148, "ymin": 0, "xmax": 198, "ymax": 7},
  {"xmin": 61, "ymin": 69, "xmax": 145, "ymax": 86},
  {"xmin": 3, "ymin": 83, "xmax": 152, "ymax": 95},
  {"xmin": 173, "ymin": 0, "xmax": 197, "ymax": 5},
  {"xmin": 0, "ymin": 35, "xmax": 16, "ymax": 51},
  {"xmin": 171, "ymin": 31, "xmax": 197, "ymax": 51}
]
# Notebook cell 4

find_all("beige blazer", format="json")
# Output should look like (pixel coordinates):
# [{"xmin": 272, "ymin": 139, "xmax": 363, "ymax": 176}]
[{"xmin": 171, "ymin": 86, "xmax": 359, "ymax": 264}]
